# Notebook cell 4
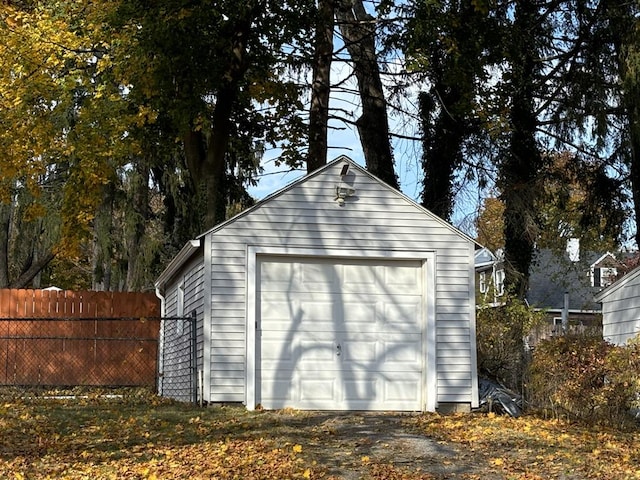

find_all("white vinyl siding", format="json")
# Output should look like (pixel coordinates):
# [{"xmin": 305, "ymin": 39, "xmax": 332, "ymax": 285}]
[
  {"xmin": 600, "ymin": 274, "xmax": 640, "ymax": 345},
  {"xmin": 159, "ymin": 258, "xmax": 204, "ymax": 401},
  {"xmin": 202, "ymin": 161, "xmax": 476, "ymax": 407}
]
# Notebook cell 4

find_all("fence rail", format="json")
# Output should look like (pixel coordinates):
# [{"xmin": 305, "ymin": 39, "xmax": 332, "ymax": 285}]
[{"xmin": 0, "ymin": 289, "xmax": 160, "ymax": 318}]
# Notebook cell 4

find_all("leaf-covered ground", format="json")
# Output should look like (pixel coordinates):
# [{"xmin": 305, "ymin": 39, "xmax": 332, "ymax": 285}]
[{"xmin": 0, "ymin": 393, "xmax": 639, "ymax": 479}]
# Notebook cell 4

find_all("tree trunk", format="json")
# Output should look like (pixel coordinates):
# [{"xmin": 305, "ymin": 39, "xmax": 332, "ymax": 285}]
[
  {"xmin": 335, "ymin": 0, "xmax": 398, "ymax": 188},
  {"xmin": 420, "ymin": 87, "xmax": 465, "ymax": 221},
  {"xmin": 607, "ymin": 1, "xmax": 640, "ymax": 249},
  {"xmin": 629, "ymin": 123, "xmax": 640, "ymax": 249},
  {"xmin": 125, "ymin": 158, "xmax": 150, "ymax": 291},
  {"xmin": 10, "ymin": 251, "xmax": 55, "ymax": 289},
  {"xmin": 0, "ymin": 201, "xmax": 11, "ymax": 288},
  {"xmin": 92, "ymin": 184, "xmax": 116, "ymax": 291},
  {"xmin": 182, "ymin": 15, "xmax": 252, "ymax": 230},
  {"xmin": 307, "ymin": 0, "xmax": 334, "ymax": 173},
  {"xmin": 499, "ymin": 1, "xmax": 542, "ymax": 299}
]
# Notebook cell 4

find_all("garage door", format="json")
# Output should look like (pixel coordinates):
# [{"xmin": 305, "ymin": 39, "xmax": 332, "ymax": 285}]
[{"xmin": 256, "ymin": 256, "xmax": 425, "ymax": 411}]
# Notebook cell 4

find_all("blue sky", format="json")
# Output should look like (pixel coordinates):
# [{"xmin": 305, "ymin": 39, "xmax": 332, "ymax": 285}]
[{"xmin": 246, "ymin": 51, "xmax": 482, "ymax": 238}]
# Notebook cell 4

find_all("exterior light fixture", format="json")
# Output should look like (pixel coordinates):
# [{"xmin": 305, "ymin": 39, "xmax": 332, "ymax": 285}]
[
  {"xmin": 335, "ymin": 161, "xmax": 355, "ymax": 205},
  {"xmin": 335, "ymin": 184, "xmax": 356, "ymax": 205}
]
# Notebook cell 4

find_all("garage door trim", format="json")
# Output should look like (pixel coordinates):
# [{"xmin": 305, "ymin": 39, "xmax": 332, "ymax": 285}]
[{"xmin": 246, "ymin": 246, "xmax": 437, "ymax": 411}]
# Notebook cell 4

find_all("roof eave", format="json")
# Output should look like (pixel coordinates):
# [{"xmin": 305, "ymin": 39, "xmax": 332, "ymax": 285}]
[
  {"xmin": 155, "ymin": 239, "xmax": 201, "ymax": 292},
  {"xmin": 594, "ymin": 263, "xmax": 640, "ymax": 302}
]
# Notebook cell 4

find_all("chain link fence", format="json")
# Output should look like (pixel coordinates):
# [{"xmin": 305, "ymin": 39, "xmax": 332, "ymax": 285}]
[
  {"xmin": 158, "ymin": 313, "xmax": 198, "ymax": 403},
  {"xmin": 0, "ymin": 316, "xmax": 161, "ymax": 398}
]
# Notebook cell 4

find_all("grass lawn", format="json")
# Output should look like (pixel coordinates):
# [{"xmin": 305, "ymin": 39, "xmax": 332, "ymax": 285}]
[{"xmin": 0, "ymin": 392, "xmax": 639, "ymax": 479}]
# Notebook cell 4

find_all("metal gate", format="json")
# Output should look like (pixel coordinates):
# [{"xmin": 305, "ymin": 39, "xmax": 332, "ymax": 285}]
[{"xmin": 158, "ymin": 312, "xmax": 198, "ymax": 403}]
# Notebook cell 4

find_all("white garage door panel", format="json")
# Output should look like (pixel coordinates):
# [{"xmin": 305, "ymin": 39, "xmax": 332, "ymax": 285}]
[
  {"xmin": 260, "ymin": 371, "xmax": 422, "ymax": 410},
  {"xmin": 383, "ymin": 301, "xmax": 422, "ymax": 326},
  {"xmin": 258, "ymin": 256, "xmax": 425, "ymax": 411}
]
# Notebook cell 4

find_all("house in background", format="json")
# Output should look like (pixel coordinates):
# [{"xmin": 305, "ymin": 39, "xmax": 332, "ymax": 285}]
[
  {"xmin": 155, "ymin": 156, "xmax": 480, "ymax": 413},
  {"xmin": 474, "ymin": 247, "xmax": 505, "ymax": 306},
  {"xmin": 475, "ymin": 240, "xmax": 625, "ymax": 344}
]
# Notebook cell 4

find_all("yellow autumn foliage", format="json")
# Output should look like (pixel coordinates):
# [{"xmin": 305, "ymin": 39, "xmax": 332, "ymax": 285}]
[{"xmin": 0, "ymin": 1, "xmax": 144, "ymax": 256}]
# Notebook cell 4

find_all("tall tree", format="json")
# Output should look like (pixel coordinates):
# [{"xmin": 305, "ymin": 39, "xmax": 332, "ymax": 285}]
[
  {"xmin": 598, "ymin": 1, "xmax": 640, "ymax": 248},
  {"xmin": 0, "ymin": 1, "xmax": 133, "ymax": 288},
  {"xmin": 114, "ymin": 0, "xmax": 313, "ymax": 229},
  {"xmin": 476, "ymin": 153, "xmax": 625, "ymax": 257},
  {"xmin": 497, "ymin": 0, "xmax": 544, "ymax": 297},
  {"xmin": 405, "ymin": 0, "xmax": 500, "ymax": 220},
  {"xmin": 307, "ymin": 0, "xmax": 335, "ymax": 173},
  {"xmin": 335, "ymin": 0, "xmax": 398, "ymax": 188}
]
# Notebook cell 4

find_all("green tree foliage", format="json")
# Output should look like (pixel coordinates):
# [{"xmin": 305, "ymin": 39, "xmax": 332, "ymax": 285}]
[
  {"xmin": 402, "ymin": 0, "xmax": 501, "ymax": 221},
  {"xmin": 3, "ymin": 0, "xmax": 640, "ymax": 294},
  {"xmin": 404, "ymin": 0, "xmax": 633, "ymax": 297},
  {"xmin": 589, "ymin": 1, "xmax": 640, "ymax": 248},
  {"xmin": 110, "ymin": 0, "xmax": 313, "ymax": 229},
  {"xmin": 476, "ymin": 296, "xmax": 545, "ymax": 392}
]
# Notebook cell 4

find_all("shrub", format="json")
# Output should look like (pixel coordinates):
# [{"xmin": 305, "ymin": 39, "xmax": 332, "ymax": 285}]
[
  {"xmin": 476, "ymin": 297, "xmax": 545, "ymax": 393},
  {"xmin": 527, "ymin": 333, "xmax": 640, "ymax": 426}
]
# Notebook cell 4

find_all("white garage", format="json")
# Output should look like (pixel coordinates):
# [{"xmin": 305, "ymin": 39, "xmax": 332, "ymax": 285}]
[{"xmin": 155, "ymin": 156, "xmax": 479, "ymax": 412}]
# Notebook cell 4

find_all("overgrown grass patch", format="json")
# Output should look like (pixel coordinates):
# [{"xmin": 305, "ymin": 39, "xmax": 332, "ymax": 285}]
[
  {"xmin": 409, "ymin": 412, "xmax": 640, "ymax": 479},
  {"xmin": 0, "ymin": 396, "xmax": 315, "ymax": 479},
  {"xmin": 1, "ymin": 394, "xmax": 639, "ymax": 479}
]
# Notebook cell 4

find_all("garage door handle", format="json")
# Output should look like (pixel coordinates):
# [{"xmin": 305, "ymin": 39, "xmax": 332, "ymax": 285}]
[{"xmin": 336, "ymin": 344, "xmax": 341, "ymax": 356}]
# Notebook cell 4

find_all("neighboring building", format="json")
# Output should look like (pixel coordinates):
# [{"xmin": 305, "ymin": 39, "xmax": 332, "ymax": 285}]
[
  {"xmin": 475, "ymin": 240, "xmax": 625, "ymax": 344},
  {"xmin": 155, "ymin": 155, "xmax": 480, "ymax": 412},
  {"xmin": 594, "ymin": 264, "xmax": 640, "ymax": 346},
  {"xmin": 474, "ymin": 247, "xmax": 505, "ymax": 306}
]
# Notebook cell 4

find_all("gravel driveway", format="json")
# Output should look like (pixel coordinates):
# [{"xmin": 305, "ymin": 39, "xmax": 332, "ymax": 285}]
[{"xmin": 260, "ymin": 410, "xmax": 505, "ymax": 479}]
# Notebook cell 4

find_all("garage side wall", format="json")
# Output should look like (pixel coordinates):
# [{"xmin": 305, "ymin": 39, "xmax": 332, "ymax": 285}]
[
  {"xmin": 206, "ymin": 162, "xmax": 477, "ymax": 407},
  {"xmin": 600, "ymin": 273, "xmax": 640, "ymax": 345},
  {"xmin": 159, "ymin": 258, "xmax": 205, "ymax": 401}
]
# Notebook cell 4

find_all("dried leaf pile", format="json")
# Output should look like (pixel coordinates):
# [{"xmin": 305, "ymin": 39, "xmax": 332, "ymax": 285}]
[
  {"xmin": 410, "ymin": 411, "xmax": 640, "ymax": 479},
  {"xmin": 0, "ymin": 395, "xmax": 639, "ymax": 479}
]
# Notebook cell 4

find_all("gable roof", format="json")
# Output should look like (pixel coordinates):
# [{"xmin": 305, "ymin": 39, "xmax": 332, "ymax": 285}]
[
  {"xmin": 155, "ymin": 155, "xmax": 478, "ymax": 291},
  {"xmin": 526, "ymin": 249, "xmax": 607, "ymax": 312},
  {"xmin": 475, "ymin": 247, "xmax": 501, "ymax": 269},
  {"xmin": 195, "ymin": 155, "xmax": 478, "ymax": 244}
]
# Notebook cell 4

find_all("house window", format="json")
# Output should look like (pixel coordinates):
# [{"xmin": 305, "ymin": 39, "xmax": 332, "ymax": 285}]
[
  {"xmin": 600, "ymin": 267, "xmax": 617, "ymax": 287},
  {"xmin": 479, "ymin": 272, "xmax": 487, "ymax": 294},
  {"xmin": 553, "ymin": 317, "xmax": 563, "ymax": 334},
  {"xmin": 593, "ymin": 267, "xmax": 617, "ymax": 288},
  {"xmin": 495, "ymin": 269, "xmax": 505, "ymax": 296}
]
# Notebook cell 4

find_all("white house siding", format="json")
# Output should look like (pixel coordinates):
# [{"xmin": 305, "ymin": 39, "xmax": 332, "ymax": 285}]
[
  {"xmin": 599, "ymin": 272, "xmax": 640, "ymax": 345},
  {"xmin": 203, "ymin": 160, "xmax": 477, "ymax": 407},
  {"xmin": 159, "ymin": 258, "xmax": 205, "ymax": 401}
]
